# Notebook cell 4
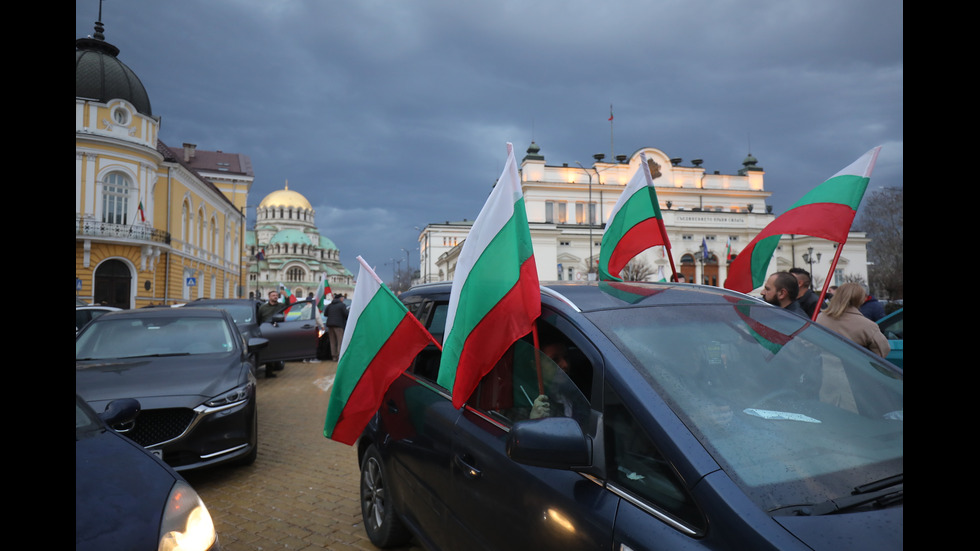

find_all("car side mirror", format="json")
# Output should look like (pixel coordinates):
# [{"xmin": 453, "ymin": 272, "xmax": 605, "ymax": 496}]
[
  {"xmin": 506, "ymin": 417, "xmax": 592, "ymax": 470},
  {"xmin": 271, "ymin": 313, "xmax": 285, "ymax": 325},
  {"xmin": 99, "ymin": 398, "xmax": 141, "ymax": 427},
  {"xmin": 248, "ymin": 337, "xmax": 269, "ymax": 352}
]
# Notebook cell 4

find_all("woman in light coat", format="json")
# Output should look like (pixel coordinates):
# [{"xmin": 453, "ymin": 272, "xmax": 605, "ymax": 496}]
[{"xmin": 816, "ymin": 283, "xmax": 891, "ymax": 358}]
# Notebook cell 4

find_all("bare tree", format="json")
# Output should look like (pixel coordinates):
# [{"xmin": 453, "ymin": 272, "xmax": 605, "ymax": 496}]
[
  {"xmin": 855, "ymin": 187, "xmax": 903, "ymax": 299},
  {"xmin": 620, "ymin": 258, "xmax": 656, "ymax": 281}
]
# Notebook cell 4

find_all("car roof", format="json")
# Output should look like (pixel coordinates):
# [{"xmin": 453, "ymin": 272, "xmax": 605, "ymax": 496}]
[
  {"xmin": 96, "ymin": 306, "xmax": 231, "ymax": 320},
  {"xmin": 400, "ymin": 281, "xmax": 765, "ymax": 312},
  {"xmin": 186, "ymin": 298, "xmax": 259, "ymax": 305}
]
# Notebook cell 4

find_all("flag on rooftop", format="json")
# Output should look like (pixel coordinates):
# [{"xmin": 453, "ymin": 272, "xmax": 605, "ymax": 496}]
[{"xmin": 598, "ymin": 153, "xmax": 673, "ymax": 281}]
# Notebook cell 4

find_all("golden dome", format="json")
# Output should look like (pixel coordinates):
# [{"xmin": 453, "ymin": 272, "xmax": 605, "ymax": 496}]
[{"xmin": 259, "ymin": 181, "xmax": 313, "ymax": 210}]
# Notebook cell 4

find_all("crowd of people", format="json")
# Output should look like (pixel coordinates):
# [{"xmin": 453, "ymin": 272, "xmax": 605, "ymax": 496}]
[{"xmin": 757, "ymin": 268, "xmax": 891, "ymax": 359}]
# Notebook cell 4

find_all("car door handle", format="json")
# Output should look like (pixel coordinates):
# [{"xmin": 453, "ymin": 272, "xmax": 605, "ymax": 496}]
[{"xmin": 454, "ymin": 454, "xmax": 482, "ymax": 479}]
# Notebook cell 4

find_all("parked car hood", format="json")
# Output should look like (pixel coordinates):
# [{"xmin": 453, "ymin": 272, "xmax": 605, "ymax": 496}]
[
  {"xmin": 76, "ymin": 354, "xmax": 244, "ymax": 408},
  {"xmin": 773, "ymin": 505, "xmax": 903, "ymax": 550},
  {"xmin": 76, "ymin": 426, "xmax": 177, "ymax": 551}
]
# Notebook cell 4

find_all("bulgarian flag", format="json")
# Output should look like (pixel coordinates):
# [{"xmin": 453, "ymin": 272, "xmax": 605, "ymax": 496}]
[
  {"xmin": 315, "ymin": 276, "xmax": 333, "ymax": 313},
  {"xmin": 598, "ymin": 153, "xmax": 675, "ymax": 281},
  {"xmin": 323, "ymin": 256, "xmax": 438, "ymax": 445},
  {"xmin": 724, "ymin": 147, "xmax": 881, "ymax": 296},
  {"xmin": 437, "ymin": 143, "xmax": 540, "ymax": 409}
]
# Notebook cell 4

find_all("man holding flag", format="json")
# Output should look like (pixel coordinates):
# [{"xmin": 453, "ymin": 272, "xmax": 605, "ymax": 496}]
[{"xmin": 437, "ymin": 143, "xmax": 540, "ymax": 409}]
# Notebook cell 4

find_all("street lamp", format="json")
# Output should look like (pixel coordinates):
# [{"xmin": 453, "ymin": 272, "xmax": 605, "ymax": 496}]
[
  {"xmin": 802, "ymin": 247, "xmax": 821, "ymax": 275},
  {"xmin": 575, "ymin": 153, "xmax": 604, "ymax": 276}
]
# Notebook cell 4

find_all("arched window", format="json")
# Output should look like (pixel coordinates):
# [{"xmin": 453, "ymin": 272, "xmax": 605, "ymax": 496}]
[
  {"xmin": 287, "ymin": 266, "xmax": 305, "ymax": 282},
  {"xmin": 181, "ymin": 201, "xmax": 190, "ymax": 245},
  {"xmin": 102, "ymin": 172, "xmax": 132, "ymax": 225},
  {"xmin": 197, "ymin": 208, "xmax": 206, "ymax": 249}
]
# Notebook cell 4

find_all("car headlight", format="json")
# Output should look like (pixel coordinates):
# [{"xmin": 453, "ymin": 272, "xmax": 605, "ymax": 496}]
[
  {"xmin": 205, "ymin": 382, "xmax": 253, "ymax": 407},
  {"xmin": 158, "ymin": 480, "xmax": 217, "ymax": 551}
]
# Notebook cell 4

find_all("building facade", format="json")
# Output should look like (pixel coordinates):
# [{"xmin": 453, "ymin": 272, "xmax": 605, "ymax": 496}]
[
  {"xmin": 420, "ymin": 142, "xmax": 868, "ymax": 293},
  {"xmin": 76, "ymin": 20, "xmax": 252, "ymax": 308},
  {"xmin": 245, "ymin": 183, "xmax": 354, "ymax": 300}
]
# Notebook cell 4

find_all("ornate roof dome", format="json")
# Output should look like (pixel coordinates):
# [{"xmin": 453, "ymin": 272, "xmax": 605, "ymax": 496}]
[
  {"xmin": 259, "ymin": 181, "xmax": 313, "ymax": 210},
  {"xmin": 75, "ymin": 19, "xmax": 153, "ymax": 117}
]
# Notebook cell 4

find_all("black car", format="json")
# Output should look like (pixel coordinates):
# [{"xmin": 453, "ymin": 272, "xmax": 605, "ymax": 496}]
[
  {"xmin": 76, "ymin": 307, "xmax": 264, "ymax": 471},
  {"xmin": 183, "ymin": 298, "xmax": 322, "ymax": 375},
  {"xmin": 357, "ymin": 281, "xmax": 903, "ymax": 551},
  {"xmin": 76, "ymin": 394, "xmax": 219, "ymax": 551}
]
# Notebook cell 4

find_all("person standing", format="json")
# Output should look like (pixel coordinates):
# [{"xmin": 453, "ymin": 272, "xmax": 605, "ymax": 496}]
[
  {"xmin": 324, "ymin": 294, "xmax": 349, "ymax": 361},
  {"xmin": 258, "ymin": 290, "xmax": 283, "ymax": 324},
  {"xmin": 817, "ymin": 283, "xmax": 890, "ymax": 358},
  {"xmin": 789, "ymin": 267, "xmax": 820, "ymax": 318},
  {"xmin": 859, "ymin": 293, "xmax": 886, "ymax": 322},
  {"xmin": 760, "ymin": 272, "xmax": 808, "ymax": 317}
]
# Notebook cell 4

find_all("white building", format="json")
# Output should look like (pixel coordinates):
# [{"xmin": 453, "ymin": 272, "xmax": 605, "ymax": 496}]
[{"xmin": 418, "ymin": 143, "xmax": 868, "ymax": 293}]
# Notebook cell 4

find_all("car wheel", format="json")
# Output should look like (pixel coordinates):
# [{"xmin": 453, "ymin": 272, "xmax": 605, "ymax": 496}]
[{"xmin": 360, "ymin": 445, "xmax": 410, "ymax": 548}]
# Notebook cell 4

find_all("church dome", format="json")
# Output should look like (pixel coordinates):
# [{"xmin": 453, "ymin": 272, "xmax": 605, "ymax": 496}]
[
  {"xmin": 259, "ymin": 182, "xmax": 313, "ymax": 210},
  {"xmin": 75, "ymin": 20, "xmax": 153, "ymax": 117}
]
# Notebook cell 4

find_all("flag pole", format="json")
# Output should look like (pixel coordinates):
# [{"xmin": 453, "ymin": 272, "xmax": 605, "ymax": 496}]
[
  {"xmin": 812, "ymin": 244, "xmax": 844, "ymax": 321},
  {"xmin": 531, "ymin": 324, "xmax": 544, "ymax": 395}
]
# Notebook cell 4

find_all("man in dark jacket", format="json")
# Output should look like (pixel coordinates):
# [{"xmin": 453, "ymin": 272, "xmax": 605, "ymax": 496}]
[
  {"xmin": 761, "ymin": 272, "xmax": 808, "ymax": 317},
  {"xmin": 324, "ymin": 295, "xmax": 349, "ymax": 361},
  {"xmin": 860, "ymin": 294, "xmax": 886, "ymax": 322},
  {"xmin": 789, "ymin": 268, "xmax": 820, "ymax": 319}
]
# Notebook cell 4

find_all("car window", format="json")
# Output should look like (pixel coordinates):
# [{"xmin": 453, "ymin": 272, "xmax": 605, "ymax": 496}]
[
  {"xmin": 76, "ymin": 317, "xmax": 238, "ymax": 359},
  {"xmin": 470, "ymin": 321, "xmax": 593, "ymax": 430},
  {"xmin": 878, "ymin": 311, "xmax": 903, "ymax": 340},
  {"xmin": 284, "ymin": 301, "xmax": 314, "ymax": 321},
  {"xmin": 603, "ymin": 384, "xmax": 706, "ymax": 532}
]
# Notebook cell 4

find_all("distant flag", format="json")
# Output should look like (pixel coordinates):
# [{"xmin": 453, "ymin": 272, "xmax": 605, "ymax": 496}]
[
  {"xmin": 701, "ymin": 237, "xmax": 710, "ymax": 262},
  {"xmin": 323, "ymin": 256, "xmax": 439, "ymax": 445},
  {"xmin": 136, "ymin": 201, "xmax": 146, "ymax": 223},
  {"xmin": 656, "ymin": 265, "xmax": 668, "ymax": 282},
  {"xmin": 726, "ymin": 237, "xmax": 733, "ymax": 261},
  {"xmin": 315, "ymin": 275, "xmax": 333, "ymax": 313},
  {"xmin": 608, "ymin": 104, "xmax": 614, "ymax": 121},
  {"xmin": 598, "ymin": 152, "xmax": 676, "ymax": 281},
  {"xmin": 724, "ymin": 147, "xmax": 881, "ymax": 297},
  {"xmin": 437, "ymin": 143, "xmax": 541, "ymax": 409},
  {"xmin": 256, "ymin": 248, "xmax": 266, "ymax": 261}
]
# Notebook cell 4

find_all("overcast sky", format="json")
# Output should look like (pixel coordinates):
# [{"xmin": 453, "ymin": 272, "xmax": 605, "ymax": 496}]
[{"xmin": 76, "ymin": 0, "xmax": 903, "ymax": 280}]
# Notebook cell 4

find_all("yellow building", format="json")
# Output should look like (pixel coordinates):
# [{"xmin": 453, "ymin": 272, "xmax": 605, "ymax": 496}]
[{"xmin": 75, "ymin": 19, "xmax": 253, "ymax": 307}]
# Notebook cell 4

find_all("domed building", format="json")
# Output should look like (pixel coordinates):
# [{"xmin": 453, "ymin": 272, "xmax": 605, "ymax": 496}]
[
  {"xmin": 246, "ymin": 183, "xmax": 353, "ymax": 300},
  {"xmin": 76, "ymin": 18, "xmax": 253, "ymax": 307}
]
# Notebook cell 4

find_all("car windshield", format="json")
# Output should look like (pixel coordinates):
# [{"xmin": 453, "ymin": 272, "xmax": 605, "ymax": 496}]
[
  {"xmin": 75, "ymin": 395, "xmax": 102, "ymax": 438},
  {"xmin": 587, "ymin": 297, "xmax": 903, "ymax": 513},
  {"xmin": 187, "ymin": 303, "xmax": 255, "ymax": 325},
  {"xmin": 76, "ymin": 316, "xmax": 237, "ymax": 359}
]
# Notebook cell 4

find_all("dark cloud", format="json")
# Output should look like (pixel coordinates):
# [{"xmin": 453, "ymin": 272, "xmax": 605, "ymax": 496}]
[{"xmin": 76, "ymin": 0, "xmax": 902, "ymax": 275}]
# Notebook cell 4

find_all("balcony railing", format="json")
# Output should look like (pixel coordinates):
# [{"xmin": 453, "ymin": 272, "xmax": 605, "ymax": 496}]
[{"xmin": 76, "ymin": 217, "xmax": 171, "ymax": 245}]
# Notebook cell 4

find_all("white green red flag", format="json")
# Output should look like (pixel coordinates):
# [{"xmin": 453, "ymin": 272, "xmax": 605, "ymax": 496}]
[
  {"xmin": 598, "ymin": 153, "xmax": 673, "ymax": 281},
  {"xmin": 314, "ymin": 275, "xmax": 333, "ymax": 313},
  {"xmin": 724, "ymin": 147, "xmax": 881, "ymax": 294},
  {"xmin": 437, "ymin": 143, "xmax": 540, "ymax": 408},
  {"xmin": 324, "ymin": 256, "xmax": 438, "ymax": 445}
]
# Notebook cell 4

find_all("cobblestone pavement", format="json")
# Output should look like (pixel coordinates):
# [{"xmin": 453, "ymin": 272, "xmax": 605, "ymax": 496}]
[{"xmin": 182, "ymin": 361, "xmax": 425, "ymax": 551}]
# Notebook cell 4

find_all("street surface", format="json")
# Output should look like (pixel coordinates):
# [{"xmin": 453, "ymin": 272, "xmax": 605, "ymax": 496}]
[{"xmin": 182, "ymin": 360, "xmax": 424, "ymax": 551}]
